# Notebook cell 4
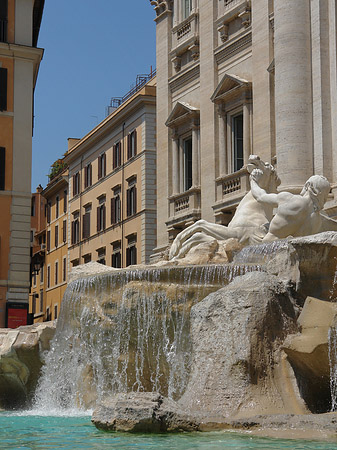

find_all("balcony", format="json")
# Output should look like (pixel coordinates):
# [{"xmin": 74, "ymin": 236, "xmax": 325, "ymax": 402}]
[
  {"xmin": 212, "ymin": 168, "xmax": 250, "ymax": 223},
  {"xmin": 171, "ymin": 11, "xmax": 199, "ymax": 57},
  {"xmin": 166, "ymin": 187, "xmax": 201, "ymax": 231}
]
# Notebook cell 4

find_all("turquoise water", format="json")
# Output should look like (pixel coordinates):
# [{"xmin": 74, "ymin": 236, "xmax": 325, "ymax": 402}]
[{"xmin": 1, "ymin": 414, "xmax": 337, "ymax": 450}]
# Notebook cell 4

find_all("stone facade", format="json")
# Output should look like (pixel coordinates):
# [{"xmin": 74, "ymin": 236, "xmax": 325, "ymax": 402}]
[
  {"xmin": 65, "ymin": 77, "xmax": 157, "ymax": 270},
  {"xmin": 150, "ymin": 0, "xmax": 337, "ymax": 255}
]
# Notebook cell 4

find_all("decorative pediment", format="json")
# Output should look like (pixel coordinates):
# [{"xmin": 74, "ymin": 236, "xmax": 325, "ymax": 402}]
[
  {"xmin": 165, "ymin": 101, "xmax": 200, "ymax": 128},
  {"xmin": 211, "ymin": 73, "xmax": 251, "ymax": 104},
  {"xmin": 150, "ymin": 0, "xmax": 173, "ymax": 18}
]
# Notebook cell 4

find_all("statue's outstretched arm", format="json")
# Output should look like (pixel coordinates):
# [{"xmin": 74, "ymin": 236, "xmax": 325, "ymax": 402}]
[{"xmin": 250, "ymin": 170, "xmax": 278, "ymax": 207}]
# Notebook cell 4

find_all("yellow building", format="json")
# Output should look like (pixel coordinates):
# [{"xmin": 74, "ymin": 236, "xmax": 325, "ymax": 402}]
[
  {"xmin": 65, "ymin": 74, "xmax": 156, "ymax": 270},
  {"xmin": 0, "ymin": 0, "xmax": 44, "ymax": 327},
  {"xmin": 30, "ymin": 164, "xmax": 68, "ymax": 323}
]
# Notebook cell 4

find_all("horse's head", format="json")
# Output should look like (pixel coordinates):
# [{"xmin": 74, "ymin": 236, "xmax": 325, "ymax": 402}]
[{"xmin": 247, "ymin": 155, "xmax": 280, "ymax": 193}]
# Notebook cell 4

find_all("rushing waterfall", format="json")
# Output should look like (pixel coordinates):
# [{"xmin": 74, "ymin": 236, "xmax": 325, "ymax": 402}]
[
  {"xmin": 234, "ymin": 239, "xmax": 290, "ymax": 264},
  {"xmin": 33, "ymin": 264, "xmax": 263, "ymax": 413},
  {"xmin": 328, "ymin": 325, "xmax": 337, "ymax": 411}
]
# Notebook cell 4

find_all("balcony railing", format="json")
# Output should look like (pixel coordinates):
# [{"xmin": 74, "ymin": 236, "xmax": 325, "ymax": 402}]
[
  {"xmin": 168, "ymin": 188, "xmax": 201, "ymax": 223},
  {"xmin": 172, "ymin": 12, "xmax": 199, "ymax": 54}
]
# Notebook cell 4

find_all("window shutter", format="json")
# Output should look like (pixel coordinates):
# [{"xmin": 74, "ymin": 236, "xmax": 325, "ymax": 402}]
[
  {"xmin": 133, "ymin": 186, "xmax": 137, "ymax": 215},
  {"xmin": 97, "ymin": 206, "xmax": 100, "ymax": 232},
  {"xmin": 71, "ymin": 222, "xmax": 75, "ymax": 245},
  {"xmin": 127, "ymin": 134, "xmax": 131, "ymax": 159},
  {"xmin": 113, "ymin": 145, "xmax": 116, "ymax": 169},
  {"xmin": 117, "ymin": 143, "xmax": 121, "ymax": 166},
  {"xmin": 47, "ymin": 230, "xmax": 50, "ymax": 251},
  {"xmin": 126, "ymin": 247, "xmax": 130, "ymax": 267},
  {"xmin": 111, "ymin": 198, "xmax": 115, "ymax": 224},
  {"xmin": 0, "ymin": 67, "xmax": 7, "ymax": 111},
  {"xmin": 72, "ymin": 175, "xmax": 76, "ymax": 196},
  {"xmin": 98, "ymin": 156, "xmax": 102, "ymax": 179},
  {"xmin": 0, "ymin": 0, "xmax": 7, "ymax": 20},
  {"xmin": 84, "ymin": 166, "xmax": 88, "ymax": 188},
  {"xmin": 63, "ymin": 220, "xmax": 67, "ymax": 242},
  {"xmin": 55, "ymin": 225, "xmax": 58, "ymax": 248},
  {"xmin": 126, "ymin": 189, "xmax": 131, "ymax": 216},
  {"xmin": 103, "ymin": 154, "xmax": 106, "ymax": 177},
  {"xmin": 0, "ymin": 146, "xmax": 5, "ymax": 190},
  {"xmin": 103, "ymin": 204, "xmax": 106, "ymax": 230},
  {"xmin": 133, "ymin": 130, "xmax": 137, "ymax": 156}
]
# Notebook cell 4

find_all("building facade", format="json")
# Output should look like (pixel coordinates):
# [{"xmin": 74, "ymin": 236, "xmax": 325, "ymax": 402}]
[
  {"xmin": 150, "ymin": 0, "xmax": 337, "ymax": 255},
  {"xmin": 0, "ymin": 0, "xmax": 44, "ymax": 327},
  {"xmin": 65, "ymin": 76, "xmax": 156, "ymax": 271},
  {"xmin": 30, "ymin": 167, "xmax": 68, "ymax": 323}
]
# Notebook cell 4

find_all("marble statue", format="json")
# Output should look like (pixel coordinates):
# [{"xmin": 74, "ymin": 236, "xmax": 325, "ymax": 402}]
[
  {"xmin": 169, "ymin": 155, "xmax": 280, "ymax": 260},
  {"xmin": 169, "ymin": 156, "xmax": 337, "ymax": 260},
  {"xmin": 250, "ymin": 169, "xmax": 336, "ymax": 241}
]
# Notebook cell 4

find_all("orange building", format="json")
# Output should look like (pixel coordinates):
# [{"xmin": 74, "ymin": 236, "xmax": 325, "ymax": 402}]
[{"xmin": 0, "ymin": 0, "xmax": 44, "ymax": 327}]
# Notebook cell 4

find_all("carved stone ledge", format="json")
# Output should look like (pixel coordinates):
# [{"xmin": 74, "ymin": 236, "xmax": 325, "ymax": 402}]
[{"xmin": 150, "ymin": 0, "xmax": 173, "ymax": 20}]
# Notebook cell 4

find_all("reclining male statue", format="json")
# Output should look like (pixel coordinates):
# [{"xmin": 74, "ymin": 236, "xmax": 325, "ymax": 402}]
[
  {"xmin": 169, "ymin": 155, "xmax": 337, "ymax": 260},
  {"xmin": 250, "ymin": 168, "xmax": 337, "ymax": 241},
  {"xmin": 169, "ymin": 155, "xmax": 280, "ymax": 260}
]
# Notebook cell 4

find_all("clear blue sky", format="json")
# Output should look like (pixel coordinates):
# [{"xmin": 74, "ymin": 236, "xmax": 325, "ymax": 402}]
[{"xmin": 31, "ymin": 0, "xmax": 156, "ymax": 190}]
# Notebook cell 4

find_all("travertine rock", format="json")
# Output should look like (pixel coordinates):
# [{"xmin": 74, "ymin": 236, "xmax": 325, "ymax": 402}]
[
  {"xmin": 68, "ymin": 261, "xmax": 118, "ymax": 283},
  {"xmin": 91, "ymin": 392, "xmax": 200, "ymax": 432},
  {"xmin": 177, "ymin": 271, "xmax": 306, "ymax": 419},
  {"xmin": 0, "ymin": 322, "xmax": 56, "ymax": 408},
  {"xmin": 283, "ymin": 297, "xmax": 337, "ymax": 412}
]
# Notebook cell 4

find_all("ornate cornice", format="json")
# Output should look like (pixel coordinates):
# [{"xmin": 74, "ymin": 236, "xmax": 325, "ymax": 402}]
[{"xmin": 150, "ymin": 0, "xmax": 173, "ymax": 21}]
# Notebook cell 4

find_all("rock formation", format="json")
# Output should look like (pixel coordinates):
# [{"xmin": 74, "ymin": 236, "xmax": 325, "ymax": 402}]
[{"xmin": 0, "ymin": 322, "xmax": 56, "ymax": 409}]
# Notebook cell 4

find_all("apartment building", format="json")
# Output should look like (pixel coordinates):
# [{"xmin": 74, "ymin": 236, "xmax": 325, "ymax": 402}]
[
  {"xmin": 150, "ymin": 0, "xmax": 337, "ymax": 255},
  {"xmin": 65, "ymin": 75, "xmax": 156, "ymax": 271},
  {"xmin": 0, "ymin": 0, "xmax": 44, "ymax": 327},
  {"xmin": 30, "ymin": 165, "xmax": 68, "ymax": 323}
]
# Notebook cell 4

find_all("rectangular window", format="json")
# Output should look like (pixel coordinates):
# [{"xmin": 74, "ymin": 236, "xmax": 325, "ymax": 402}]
[
  {"xmin": 63, "ymin": 190, "xmax": 67, "ymax": 213},
  {"xmin": 0, "ymin": 146, "xmax": 4, "ymax": 190},
  {"xmin": 33, "ymin": 272, "xmax": 37, "ymax": 288},
  {"xmin": 0, "ymin": 0, "xmax": 8, "ymax": 42},
  {"xmin": 55, "ymin": 261, "xmax": 58, "ymax": 285},
  {"xmin": 83, "ymin": 206, "xmax": 91, "ymax": 239},
  {"xmin": 84, "ymin": 163, "xmax": 92, "ymax": 188},
  {"xmin": 47, "ymin": 230, "xmax": 51, "ymax": 252},
  {"xmin": 83, "ymin": 253, "xmax": 91, "ymax": 264},
  {"xmin": 98, "ymin": 153, "xmax": 106, "ymax": 179},
  {"xmin": 97, "ymin": 248, "xmax": 106, "ymax": 265},
  {"xmin": 126, "ymin": 180, "xmax": 137, "ymax": 217},
  {"xmin": 32, "ymin": 294, "xmax": 37, "ymax": 315},
  {"xmin": 73, "ymin": 172, "xmax": 80, "ymax": 196},
  {"xmin": 111, "ymin": 191, "xmax": 121, "ymax": 224},
  {"xmin": 63, "ymin": 257, "xmax": 67, "ymax": 282},
  {"xmin": 39, "ymin": 289, "xmax": 43, "ymax": 312},
  {"xmin": 63, "ymin": 219, "xmax": 67, "ymax": 243},
  {"xmin": 113, "ymin": 142, "xmax": 121, "ymax": 169},
  {"xmin": 46, "ymin": 307, "xmax": 51, "ymax": 322},
  {"xmin": 183, "ymin": 137, "xmax": 192, "ymax": 191},
  {"xmin": 40, "ymin": 265, "xmax": 44, "ymax": 283},
  {"xmin": 97, "ymin": 199, "xmax": 106, "ymax": 232},
  {"xmin": 182, "ymin": 0, "xmax": 192, "ymax": 19},
  {"xmin": 112, "ymin": 241, "xmax": 122, "ymax": 268},
  {"xmin": 46, "ymin": 201, "xmax": 51, "ymax": 223},
  {"xmin": 0, "ymin": 67, "xmax": 7, "ymax": 111},
  {"xmin": 55, "ymin": 196, "xmax": 59, "ymax": 219},
  {"xmin": 31, "ymin": 196, "xmax": 36, "ymax": 217},
  {"xmin": 55, "ymin": 225, "xmax": 58, "ymax": 248},
  {"xmin": 71, "ymin": 215, "xmax": 80, "ymax": 245},
  {"xmin": 54, "ymin": 304, "xmax": 58, "ymax": 320},
  {"xmin": 126, "ymin": 245, "xmax": 137, "ymax": 267},
  {"xmin": 127, "ymin": 130, "xmax": 137, "ymax": 159},
  {"xmin": 232, "ymin": 113, "xmax": 244, "ymax": 172},
  {"xmin": 47, "ymin": 265, "xmax": 50, "ymax": 289}
]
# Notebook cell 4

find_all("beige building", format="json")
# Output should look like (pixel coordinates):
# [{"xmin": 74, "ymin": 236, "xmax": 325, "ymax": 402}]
[
  {"xmin": 30, "ymin": 164, "xmax": 69, "ymax": 323},
  {"xmin": 0, "ymin": 0, "xmax": 44, "ymax": 327},
  {"xmin": 65, "ymin": 75, "xmax": 156, "ymax": 270},
  {"xmin": 150, "ymin": 0, "xmax": 337, "ymax": 255}
]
